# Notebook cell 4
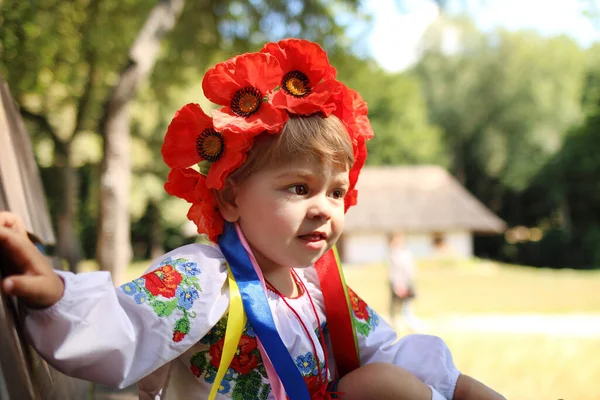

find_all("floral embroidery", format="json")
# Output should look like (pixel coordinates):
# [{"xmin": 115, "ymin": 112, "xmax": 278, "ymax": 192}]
[
  {"xmin": 190, "ymin": 316, "xmax": 330, "ymax": 398},
  {"xmin": 293, "ymin": 352, "xmax": 328, "ymax": 397},
  {"xmin": 144, "ymin": 265, "xmax": 182, "ymax": 298},
  {"xmin": 191, "ymin": 316, "xmax": 271, "ymax": 399},
  {"xmin": 295, "ymin": 352, "xmax": 317, "ymax": 374},
  {"xmin": 348, "ymin": 288, "xmax": 379, "ymax": 337},
  {"xmin": 120, "ymin": 256, "xmax": 202, "ymax": 343}
]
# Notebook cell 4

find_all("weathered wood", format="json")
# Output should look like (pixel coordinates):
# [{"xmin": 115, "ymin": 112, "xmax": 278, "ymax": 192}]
[
  {"xmin": 0, "ymin": 76, "xmax": 92, "ymax": 399},
  {"xmin": 0, "ymin": 78, "xmax": 55, "ymax": 245}
]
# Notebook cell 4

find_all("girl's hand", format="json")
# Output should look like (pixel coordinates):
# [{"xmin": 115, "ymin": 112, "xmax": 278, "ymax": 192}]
[{"xmin": 0, "ymin": 212, "xmax": 64, "ymax": 309}]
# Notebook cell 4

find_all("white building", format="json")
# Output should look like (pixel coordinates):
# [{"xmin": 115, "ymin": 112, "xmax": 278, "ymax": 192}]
[{"xmin": 339, "ymin": 165, "xmax": 506, "ymax": 264}]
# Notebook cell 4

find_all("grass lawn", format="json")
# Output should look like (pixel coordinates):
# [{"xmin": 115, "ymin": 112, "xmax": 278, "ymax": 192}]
[
  {"xmin": 343, "ymin": 260, "xmax": 600, "ymax": 400},
  {"xmin": 80, "ymin": 258, "xmax": 600, "ymax": 399},
  {"xmin": 343, "ymin": 260, "xmax": 600, "ymax": 316}
]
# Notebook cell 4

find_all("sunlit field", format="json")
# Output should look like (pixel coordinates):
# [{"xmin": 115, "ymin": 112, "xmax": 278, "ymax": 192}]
[
  {"xmin": 343, "ymin": 261, "xmax": 600, "ymax": 400},
  {"xmin": 81, "ymin": 259, "xmax": 600, "ymax": 400}
]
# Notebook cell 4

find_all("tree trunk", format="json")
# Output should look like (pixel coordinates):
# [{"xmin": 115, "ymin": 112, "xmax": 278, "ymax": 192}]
[
  {"xmin": 56, "ymin": 141, "xmax": 83, "ymax": 272},
  {"xmin": 96, "ymin": 0, "xmax": 185, "ymax": 284},
  {"xmin": 148, "ymin": 201, "xmax": 165, "ymax": 260}
]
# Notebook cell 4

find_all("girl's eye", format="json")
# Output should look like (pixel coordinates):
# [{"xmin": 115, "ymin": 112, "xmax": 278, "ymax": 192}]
[
  {"xmin": 288, "ymin": 184, "xmax": 308, "ymax": 195},
  {"xmin": 331, "ymin": 189, "xmax": 345, "ymax": 199}
]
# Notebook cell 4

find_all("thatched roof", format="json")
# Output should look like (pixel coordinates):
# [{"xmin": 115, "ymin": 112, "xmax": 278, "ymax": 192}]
[
  {"xmin": 0, "ymin": 76, "xmax": 55, "ymax": 245},
  {"xmin": 344, "ymin": 165, "xmax": 506, "ymax": 234}
]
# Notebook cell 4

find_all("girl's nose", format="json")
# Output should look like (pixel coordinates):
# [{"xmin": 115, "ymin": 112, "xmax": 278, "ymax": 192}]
[{"xmin": 307, "ymin": 196, "xmax": 332, "ymax": 220}]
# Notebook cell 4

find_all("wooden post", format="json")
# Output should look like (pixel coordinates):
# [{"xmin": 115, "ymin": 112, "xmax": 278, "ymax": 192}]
[{"xmin": 0, "ymin": 76, "xmax": 91, "ymax": 399}]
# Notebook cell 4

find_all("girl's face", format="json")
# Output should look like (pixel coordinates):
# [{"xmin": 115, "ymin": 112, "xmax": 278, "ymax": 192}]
[{"xmin": 230, "ymin": 156, "xmax": 349, "ymax": 273}]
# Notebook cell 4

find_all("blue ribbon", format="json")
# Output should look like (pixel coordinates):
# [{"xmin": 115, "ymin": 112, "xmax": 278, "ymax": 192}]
[{"xmin": 218, "ymin": 222, "xmax": 310, "ymax": 400}]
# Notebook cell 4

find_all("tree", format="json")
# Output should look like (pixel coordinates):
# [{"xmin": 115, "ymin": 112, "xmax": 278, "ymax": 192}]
[
  {"xmin": 414, "ymin": 17, "xmax": 586, "ymax": 210},
  {"xmin": 96, "ymin": 0, "xmax": 185, "ymax": 284}
]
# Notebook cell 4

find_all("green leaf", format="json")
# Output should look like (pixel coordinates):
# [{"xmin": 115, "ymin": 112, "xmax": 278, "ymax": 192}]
[
  {"xmin": 190, "ymin": 351, "xmax": 207, "ymax": 371},
  {"xmin": 232, "ymin": 370, "xmax": 262, "ymax": 400},
  {"xmin": 183, "ymin": 275, "xmax": 200, "ymax": 288},
  {"xmin": 259, "ymin": 383, "xmax": 271, "ymax": 400},
  {"xmin": 152, "ymin": 299, "xmax": 178, "ymax": 317},
  {"xmin": 355, "ymin": 320, "xmax": 371, "ymax": 337},
  {"xmin": 174, "ymin": 316, "xmax": 191, "ymax": 334}
]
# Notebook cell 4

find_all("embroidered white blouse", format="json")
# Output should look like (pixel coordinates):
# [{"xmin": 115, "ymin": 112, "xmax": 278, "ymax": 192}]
[{"xmin": 23, "ymin": 243, "xmax": 460, "ymax": 400}]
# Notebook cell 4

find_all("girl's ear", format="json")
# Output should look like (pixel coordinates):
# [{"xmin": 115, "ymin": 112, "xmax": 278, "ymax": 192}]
[{"xmin": 213, "ymin": 187, "xmax": 240, "ymax": 222}]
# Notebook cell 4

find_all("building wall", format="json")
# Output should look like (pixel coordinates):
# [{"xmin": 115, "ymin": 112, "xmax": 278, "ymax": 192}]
[{"xmin": 340, "ymin": 230, "xmax": 473, "ymax": 265}]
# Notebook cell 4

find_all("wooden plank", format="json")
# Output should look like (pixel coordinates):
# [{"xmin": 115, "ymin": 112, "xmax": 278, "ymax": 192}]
[
  {"xmin": 0, "ymin": 78, "xmax": 55, "ymax": 245},
  {"xmin": 0, "ymin": 287, "xmax": 37, "ymax": 400},
  {"xmin": 0, "ymin": 77, "xmax": 91, "ymax": 399}
]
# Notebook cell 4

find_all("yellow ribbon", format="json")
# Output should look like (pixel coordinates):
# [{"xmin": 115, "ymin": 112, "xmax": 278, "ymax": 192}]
[{"xmin": 208, "ymin": 264, "xmax": 247, "ymax": 400}]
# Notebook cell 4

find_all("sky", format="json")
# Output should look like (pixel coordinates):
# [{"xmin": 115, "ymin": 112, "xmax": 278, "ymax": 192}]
[{"xmin": 364, "ymin": 0, "xmax": 600, "ymax": 72}]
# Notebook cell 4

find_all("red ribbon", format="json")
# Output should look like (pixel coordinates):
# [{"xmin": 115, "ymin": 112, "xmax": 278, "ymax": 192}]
[{"xmin": 314, "ymin": 247, "xmax": 360, "ymax": 377}]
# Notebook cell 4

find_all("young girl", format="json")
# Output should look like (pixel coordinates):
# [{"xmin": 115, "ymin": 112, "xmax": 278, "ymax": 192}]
[{"xmin": 0, "ymin": 39, "xmax": 504, "ymax": 400}]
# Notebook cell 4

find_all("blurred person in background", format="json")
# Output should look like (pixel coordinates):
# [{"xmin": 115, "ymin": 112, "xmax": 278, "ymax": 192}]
[{"xmin": 388, "ymin": 232, "xmax": 423, "ymax": 333}]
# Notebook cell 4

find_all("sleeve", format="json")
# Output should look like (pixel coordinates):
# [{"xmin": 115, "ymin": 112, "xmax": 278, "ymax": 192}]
[
  {"xmin": 347, "ymin": 287, "xmax": 460, "ymax": 400},
  {"xmin": 23, "ymin": 243, "xmax": 230, "ymax": 388}
]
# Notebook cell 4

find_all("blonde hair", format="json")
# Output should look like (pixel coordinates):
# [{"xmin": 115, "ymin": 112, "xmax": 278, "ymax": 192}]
[{"xmin": 227, "ymin": 114, "xmax": 354, "ymax": 186}]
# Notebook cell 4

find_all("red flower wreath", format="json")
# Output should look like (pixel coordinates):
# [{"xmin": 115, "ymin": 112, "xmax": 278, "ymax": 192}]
[
  {"xmin": 345, "ymin": 135, "xmax": 368, "ymax": 211},
  {"xmin": 202, "ymin": 52, "xmax": 288, "ymax": 135},
  {"xmin": 161, "ymin": 103, "xmax": 254, "ymax": 190},
  {"xmin": 348, "ymin": 89, "xmax": 374, "ymax": 140},
  {"xmin": 164, "ymin": 168, "xmax": 201, "ymax": 203},
  {"xmin": 186, "ymin": 174, "xmax": 224, "ymax": 243},
  {"xmin": 161, "ymin": 39, "xmax": 378, "ymax": 239},
  {"xmin": 261, "ymin": 38, "xmax": 338, "ymax": 116}
]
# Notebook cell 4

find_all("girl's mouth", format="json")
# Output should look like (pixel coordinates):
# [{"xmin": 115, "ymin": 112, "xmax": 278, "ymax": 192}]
[{"xmin": 298, "ymin": 232, "xmax": 326, "ymax": 242}]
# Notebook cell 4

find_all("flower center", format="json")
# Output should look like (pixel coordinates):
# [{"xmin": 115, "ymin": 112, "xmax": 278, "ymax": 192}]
[
  {"xmin": 282, "ymin": 70, "xmax": 311, "ymax": 98},
  {"xmin": 196, "ymin": 128, "xmax": 224, "ymax": 162},
  {"xmin": 231, "ymin": 86, "xmax": 262, "ymax": 117}
]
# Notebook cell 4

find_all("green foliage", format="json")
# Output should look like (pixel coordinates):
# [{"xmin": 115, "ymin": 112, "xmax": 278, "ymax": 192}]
[
  {"xmin": 334, "ymin": 54, "xmax": 447, "ymax": 166},
  {"xmin": 415, "ymin": 17, "xmax": 587, "ymax": 192}
]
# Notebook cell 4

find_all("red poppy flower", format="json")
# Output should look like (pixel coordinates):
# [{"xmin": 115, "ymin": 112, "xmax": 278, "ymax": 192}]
[
  {"xmin": 349, "ymin": 89, "xmax": 374, "ymax": 140},
  {"xmin": 343, "ymin": 135, "xmax": 367, "ymax": 213},
  {"xmin": 328, "ymin": 82, "xmax": 374, "ymax": 142},
  {"xmin": 144, "ymin": 265, "xmax": 183, "ymax": 298},
  {"xmin": 203, "ymin": 52, "xmax": 288, "ymax": 135},
  {"xmin": 261, "ymin": 39, "xmax": 338, "ymax": 116},
  {"xmin": 187, "ymin": 190, "xmax": 224, "ymax": 243},
  {"xmin": 162, "ymin": 103, "xmax": 216, "ymax": 168},
  {"xmin": 165, "ymin": 168, "xmax": 201, "ymax": 203},
  {"xmin": 161, "ymin": 103, "xmax": 254, "ymax": 190},
  {"xmin": 348, "ymin": 288, "xmax": 369, "ymax": 321},
  {"xmin": 344, "ymin": 189, "xmax": 358, "ymax": 211}
]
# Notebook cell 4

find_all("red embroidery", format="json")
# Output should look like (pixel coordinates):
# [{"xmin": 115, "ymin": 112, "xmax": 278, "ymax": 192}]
[
  {"xmin": 209, "ymin": 335, "xmax": 259, "ymax": 375},
  {"xmin": 143, "ymin": 265, "xmax": 182, "ymax": 298},
  {"xmin": 348, "ymin": 288, "xmax": 369, "ymax": 321},
  {"xmin": 173, "ymin": 331, "xmax": 186, "ymax": 342}
]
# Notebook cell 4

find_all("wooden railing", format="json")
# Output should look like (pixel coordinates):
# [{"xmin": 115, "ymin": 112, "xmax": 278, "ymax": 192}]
[{"xmin": 0, "ymin": 76, "xmax": 91, "ymax": 399}]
